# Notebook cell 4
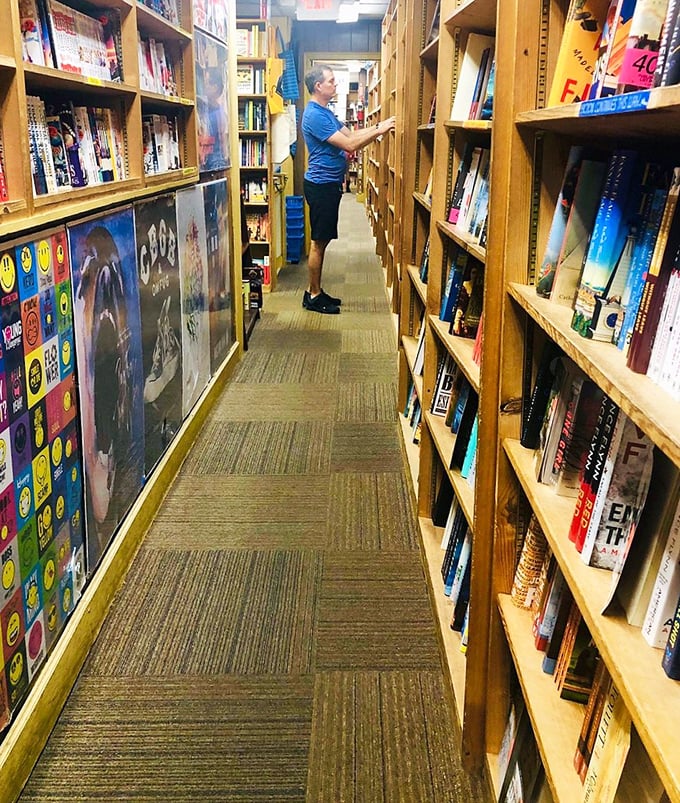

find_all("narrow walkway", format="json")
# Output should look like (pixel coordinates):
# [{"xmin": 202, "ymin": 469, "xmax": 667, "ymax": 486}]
[{"xmin": 19, "ymin": 197, "xmax": 489, "ymax": 802}]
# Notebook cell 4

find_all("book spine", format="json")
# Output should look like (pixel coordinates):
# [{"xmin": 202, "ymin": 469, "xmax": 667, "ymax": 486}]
[
  {"xmin": 642, "ymin": 505, "xmax": 680, "ymax": 646},
  {"xmin": 656, "ymin": 0, "xmax": 680, "ymax": 84},
  {"xmin": 662, "ymin": 592, "xmax": 680, "ymax": 678},
  {"xmin": 511, "ymin": 514, "xmax": 549, "ymax": 609}
]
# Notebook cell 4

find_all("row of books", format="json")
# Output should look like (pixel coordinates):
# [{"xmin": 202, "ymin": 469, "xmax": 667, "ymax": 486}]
[
  {"xmin": 403, "ymin": 382, "xmax": 422, "ymax": 445},
  {"xmin": 139, "ymin": 0, "xmax": 179, "ymax": 25},
  {"xmin": 430, "ymin": 362, "xmax": 479, "ymax": 478},
  {"xmin": 439, "ymin": 495, "xmax": 472, "ymax": 638},
  {"xmin": 28, "ymin": 96, "xmax": 126, "ymax": 196},
  {"xmin": 449, "ymin": 32, "xmax": 495, "ymax": 122},
  {"xmin": 549, "ymin": 0, "xmax": 680, "ymax": 106},
  {"xmin": 244, "ymin": 211, "xmax": 270, "ymax": 242},
  {"xmin": 235, "ymin": 26, "xmax": 268, "ymax": 58},
  {"xmin": 241, "ymin": 178, "xmax": 268, "ymax": 204},
  {"xmin": 510, "ymin": 520, "xmax": 670, "ymax": 799},
  {"xmin": 239, "ymin": 137, "xmax": 267, "ymax": 168},
  {"xmin": 447, "ymin": 144, "xmax": 490, "ymax": 247},
  {"xmin": 238, "ymin": 100, "xmax": 267, "ymax": 132},
  {"xmin": 142, "ymin": 114, "xmax": 181, "ymax": 175},
  {"xmin": 523, "ymin": 345, "xmax": 680, "ymax": 675},
  {"xmin": 236, "ymin": 64, "xmax": 266, "ymax": 95},
  {"xmin": 439, "ymin": 244, "xmax": 485, "ymax": 338},
  {"xmin": 138, "ymin": 33, "xmax": 179, "ymax": 97},
  {"xmin": 19, "ymin": 0, "xmax": 122, "ymax": 83},
  {"xmin": 537, "ymin": 144, "xmax": 680, "ymax": 396}
]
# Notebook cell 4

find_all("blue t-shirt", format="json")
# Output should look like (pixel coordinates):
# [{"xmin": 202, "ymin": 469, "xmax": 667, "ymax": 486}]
[{"xmin": 302, "ymin": 101, "xmax": 347, "ymax": 183}]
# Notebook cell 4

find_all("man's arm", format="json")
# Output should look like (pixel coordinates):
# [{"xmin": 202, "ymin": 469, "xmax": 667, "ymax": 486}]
[{"xmin": 327, "ymin": 116, "xmax": 396, "ymax": 153}]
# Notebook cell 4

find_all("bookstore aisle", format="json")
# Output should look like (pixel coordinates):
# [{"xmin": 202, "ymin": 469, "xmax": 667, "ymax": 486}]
[{"xmin": 17, "ymin": 197, "xmax": 489, "ymax": 803}]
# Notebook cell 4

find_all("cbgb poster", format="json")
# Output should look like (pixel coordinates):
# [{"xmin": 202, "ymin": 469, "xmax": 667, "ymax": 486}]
[
  {"xmin": 134, "ymin": 194, "xmax": 182, "ymax": 475},
  {"xmin": 176, "ymin": 186, "xmax": 210, "ymax": 418},
  {"xmin": 67, "ymin": 208, "xmax": 144, "ymax": 571},
  {"xmin": 202, "ymin": 178, "xmax": 233, "ymax": 375}
]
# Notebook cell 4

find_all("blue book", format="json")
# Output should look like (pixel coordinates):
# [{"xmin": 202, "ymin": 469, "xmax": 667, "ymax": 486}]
[
  {"xmin": 616, "ymin": 171, "xmax": 670, "ymax": 352},
  {"xmin": 451, "ymin": 380, "xmax": 471, "ymax": 434},
  {"xmin": 439, "ymin": 248, "xmax": 468, "ymax": 322},
  {"xmin": 571, "ymin": 149, "xmax": 642, "ymax": 337},
  {"xmin": 444, "ymin": 525, "xmax": 469, "ymax": 596},
  {"xmin": 460, "ymin": 414, "xmax": 478, "ymax": 479},
  {"xmin": 479, "ymin": 58, "xmax": 495, "ymax": 121}
]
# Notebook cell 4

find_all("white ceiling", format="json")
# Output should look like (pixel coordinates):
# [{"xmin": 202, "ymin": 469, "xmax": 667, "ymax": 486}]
[{"xmin": 271, "ymin": 0, "xmax": 389, "ymax": 19}]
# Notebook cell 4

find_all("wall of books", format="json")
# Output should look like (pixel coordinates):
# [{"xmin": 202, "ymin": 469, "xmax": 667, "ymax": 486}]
[{"xmin": 0, "ymin": 0, "xmax": 241, "ymax": 778}]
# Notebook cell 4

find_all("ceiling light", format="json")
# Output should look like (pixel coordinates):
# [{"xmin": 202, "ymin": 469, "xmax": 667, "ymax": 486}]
[{"xmin": 337, "ymin": 1, "xmax": 359, "ymax": 22}]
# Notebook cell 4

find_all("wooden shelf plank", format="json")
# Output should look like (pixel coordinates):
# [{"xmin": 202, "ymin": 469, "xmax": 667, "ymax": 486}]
[
  {"xmin": 135, "ymin": 4, "xmax": 191, "ymax": 41},
  {"xmin": 508, "ymin": 282, "xmax": 680, "ymax": 470},
  {"xmin": 429, "ymin": 316, "xmax": 480, "ymax": 393},
  {"xmin": 504, "ymin": 437, "xmax": 680, "ymax": 800},
  {"xmin": 436, "ymin": 219, "xmax": 486, "ymax": 263},
  {"xmin": 140, "ymin": 90, "xmax": 194, "ymax": 107},
  {"xmin": 407, "ymin": 264, "xmax": 428, "ymax": 305},
  {"xmin": 498, "ymin": 595, "xmax": 585, "ymax": 803},
  {"xmin": 444, "ymin": 120, "xmax": 493, "ymax": 134},
  {"xmin": 23, "ymin": 64, "xmax": 136, "ymax": 96},
  {"xmin": 443, "ymin": 0, "xmax": 497, "ymax": 33},
  {"xmin": 418, "ymin": 515, "xmax": 467, "ymax": 725},
  {"xmin": 420, "ymin": 37, "xmax": 439, "ymax": 62},
  {"xmin": 425, "ymin": 411, "xmax": 475, "ymax": 527},
  {"xmin": 413, "ymin": 191, "xmax": 432, "ymax": 211}
]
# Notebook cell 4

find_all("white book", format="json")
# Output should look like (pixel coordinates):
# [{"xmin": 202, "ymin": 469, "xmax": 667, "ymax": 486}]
[
  {"xmin": 440, "ymin": 497, "xmax": 460, "ymax": 550},
  {"xmin": 642, "ymin": 497, "xmax": 680, "ymax": 647},
  {"xmin": 449, "ymin": 33, "xmax": 496, "ymax": 121}
]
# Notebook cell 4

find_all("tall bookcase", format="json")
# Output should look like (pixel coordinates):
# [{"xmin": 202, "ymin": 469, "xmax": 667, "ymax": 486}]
[
  {"xmin": 365, "ymin": 60, "xmax": 383, "ymax": 256},
  {"xmin": 388, "ymin": 0, "xmax": 680, "ymax": 799},
  {"xmin": 235, "ymin": 15, "xmax": 273, "ymax": 289}
]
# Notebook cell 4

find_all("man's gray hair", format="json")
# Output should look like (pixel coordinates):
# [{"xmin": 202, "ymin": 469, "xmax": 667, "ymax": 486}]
[{"xmin": 305, "ymin": 65, "xmax": 332, "ymax": 94}]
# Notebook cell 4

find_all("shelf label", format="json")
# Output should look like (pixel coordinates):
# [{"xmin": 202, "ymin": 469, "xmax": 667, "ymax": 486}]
[
  {"xmin": 85, "ymin": 77, "xmax": 104, "ymax": 87},
  {"xmin": 180, "ymin": 97, "xmax": 193, "ymax": 105},
  {"xmin": 182, "ymin": 167, "xmax": 194, "ymax": 176},
  {"xmin": 579, "ymin": 90, "xmax": 650, "ymax": 117}
]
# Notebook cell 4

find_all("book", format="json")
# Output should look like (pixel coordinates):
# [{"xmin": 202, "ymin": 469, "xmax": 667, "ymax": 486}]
[
  {"xmin": 430, "ymin": 354, "xmax": 457, "ymax": 416},
  {"xmin": 628, "ymin": 166, "xmax": 680, "ymax": 372},
  {"xmin": 642, "ymin": 492, "xmax": 680, "ymax": 646},
  {"xmin": 45, "ymin": 113, "xmax": 70, "ymax": 188},
  {"xmin": 535, "ymin": 145, "xmax": 584, "ymax": 298},
  {"xmin": 460, "ymin": 414, "xmax": 478, "ymax": 479},
  {"xmin": 511, "ymin": 514, "xmax": 549, "ymax": 609},
  {"xmin": 447, "ymin": 142, "xmax": 474, "ymax": 224},
  {"xmin": 520, "ymin": 340, "xmax": 563, "ymax": 450},
  {"xmin": 533, "ymin": 356, "xmax": 577, "ymax": 484},
  {"xmin": 534, "ymin": 567, "xmax": 567, "ymax": 652},
  {"xmin": 616, "ymin": 0, "xmax": 669, "ymax": 92},
  {"xmin": 574, "ymin": 655, "xmax": 607, "ymax": 778},
  {"xmin": 439, "ymin": 247, "xmax": 468, "ymax": 322},
  {"xmin": 581, "ymin": 413, "xmax": 654, "ymax": 569},
  {"xmin": 654, "ymin": 0, "xmax": 680, "ymax": 85},
  {"xmin": 547, "ymin": 0, "xmax": 611, "ymax": 105},
  {"xmin": 19, "ymin": 0, "xmax": 47, "ymax": 65},
  {"xmin": 569, "ymin": 394, "xmax": 619, "ymax": 547},
  {"xmin": 449, "ymin": 33, "xmax": 496, "ymax": 121},
  {"xmin": 662, "ymin": 591, "xmax": 680, "ymax": 677},
  {"xmin": 236, "ymin": 64, "xmax": 255, "ymax": 94},
  {"xmin": 450, "ymin": 260, "xmax": 483, "ymax": 337},
  {"xmin": 450, "ymin": 387, "xmax": 479, "ymax": 470},
  {"xmin": 479, "ymin": 58, "xmax": 496, "ymax": 120},
  {"xmin": 542, "ymin": 581, "xmax": 574, "ymax": 674},
  {"xmin": 589, "ymin": 0, "xmax": 639, "ymax": 99},
  {"xmin": 572, "ymin": 149, "xmax": 643, "ymax": 338},
  {"xmin": 547, "ymin": 369, "xmax": 589, "ymax": 488},
  {"xmin": 556, "ymin": 610, "xmax": 598, "ymax": 703}
]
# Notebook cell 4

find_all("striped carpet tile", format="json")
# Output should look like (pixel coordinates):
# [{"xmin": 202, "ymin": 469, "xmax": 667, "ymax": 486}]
[
  {"xmin": 183, "ymin": 420, "xmax": 333, "ymax": 474},
  {"xmin": 210, "ymin": 384, "xmax": 338, "ymax": 421},
  {"xmin": 307, "ymin": 671, "xmax": 474, "ymax": 803},
  {"xmin": 231, "ymin": 352, "xmax": 340, "ymax": 385},
  {"xmin": 338, "ymin": 353, "xmax": 398, "ymax": 382},
  {"xmin": 334, "ymin": 382, "xmax": 398, "ymax": 422},
  {"xmin": 20, "ymin": 675, "xmax": 313, "ymax": 802},
  {"xmin": 342, "ymin": 329, "xmax": 397, "ymax": 353},
  {"xmin": 248, "ymin": 329, "xmax": 343, "ymax": 352},
  {"xmin": 84, "ymin": 549, "xmax": 321, "ymax": 676},
  {"xmin": 327, "ymin": 473, "xmax": 419, "ymax": 550},
  {"xmin": 330, "ymin": 423, "xmax": 404, "ymax": 473}
]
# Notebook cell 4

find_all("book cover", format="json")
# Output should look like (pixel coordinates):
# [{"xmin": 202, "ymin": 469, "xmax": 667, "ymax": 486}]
[
  {"xmin": 554, "ymin": 380, "xmax": 604, "ymax": 497},
  {"xmin": 572, "ymin": 149, "xmax": 641, "ymax": 338},
  {"xmin": 460, "ymin": 414, "xmax": 478, "ymax": 479},
  {"xmin": 616, "ymin": 0, "xmax": 669, "ymax": 92},
  {"xmin": 430, "ymin": 354, "xmax": 457, "ymax": 417},
  {"xmin": 535, "ymin": 146, "xmax": 584, "ymax": 297},
  {"xmin": 520, "ymin": 340, "xmax": 563, "ymax": 449},
  {"xmin": 542, "ymin": 581, "xmax": 574, "ymax": 674},
  {"xmin": 654, "ymin": 0, "xmax": 680, "ymax": 84},
  {"xmin": 628, "ymin": 166, "xmax": 680, "ymax": 372},
  {"xmin": 662, "ymin": 592, "xmax": 680, "ymax": 678},
  {"xmin": 450, "ymin": 388, "xmax": 478, "ymax": 470},
  {"xmin": 557, "ymin": 615, "xmax": 598, "ymax": 703},
  {"xmin": 479, "ymin": 58, "xmax": 496, "ymax": 120},
  {"xmin": 547, "ymin": 0, "xmax": 611, "ymax": 105},
  {"xmin": 534, "ymin": 568, "xmax": 567, "ymax": 652},
  {"xmin": 511, "ymin": 514, "xmax": 549, "ymax": 609},
  {"xmin": 642, "ymin": 492, "xmax": 680, "ymax": 646},
  {"xmin": 450, "ymin": 260, "xmax": 483, "ymax": 337},
  {"xmin": 439, "ymin": 247, "xmax": 468, "ymax": 322},
  {"xmin": 574, "ymin": 655, "xmax": 607, "ymax": 778},
  {"xmin": 589, "ymin": 0, "xmax": 639, "ymax": 98},
  {"xmin": 448, "ymin": 143, "xmax": 474, "ymax": 224},
  {"xmin": 19, "ymin": 0, "xmax": 46, "ymax": 66},
  {"xmin": 450, "ymin": 33, "xmax": 496, "ymax": 121}
]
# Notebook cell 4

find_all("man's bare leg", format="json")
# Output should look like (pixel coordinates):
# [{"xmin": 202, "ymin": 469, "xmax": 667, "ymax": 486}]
[{"xmin": 308, "ymin": 239, "xmax": 329, "ymax": 296}]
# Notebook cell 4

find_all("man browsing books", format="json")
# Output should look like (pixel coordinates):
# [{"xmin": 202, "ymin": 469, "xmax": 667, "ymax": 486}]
[{"xmin": 301, "ymin": 65, "xmax": 395, "ymax": 314}]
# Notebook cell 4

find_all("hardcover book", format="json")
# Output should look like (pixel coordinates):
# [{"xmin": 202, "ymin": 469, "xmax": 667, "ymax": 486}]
[
  {"xmin": 616, "ymin": 0, "xmax": 669, "ymax": 92},
  {"xmin": 449, "ymin": 33, "xmax": 495, "ymax": 121}
]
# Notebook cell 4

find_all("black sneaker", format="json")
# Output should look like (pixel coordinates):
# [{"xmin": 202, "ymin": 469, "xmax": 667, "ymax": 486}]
[
  {"xmin": 302, "ymin": 289, "xmax": 342, "ymax": 308},
  {"xmin": 305, "ymin": 292, "xmax": 340, "ymax": 314}
]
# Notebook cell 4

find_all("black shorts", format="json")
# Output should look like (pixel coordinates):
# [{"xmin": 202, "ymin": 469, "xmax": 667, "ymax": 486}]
[{"xmin": 304, "ymin": 179, "xmax": 343, "ymax": 242}]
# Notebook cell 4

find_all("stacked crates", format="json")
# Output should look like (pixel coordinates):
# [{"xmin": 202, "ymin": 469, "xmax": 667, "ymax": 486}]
[{"xmin": 286, "ymin": 195, "xmax": 304, "ymax": 263}]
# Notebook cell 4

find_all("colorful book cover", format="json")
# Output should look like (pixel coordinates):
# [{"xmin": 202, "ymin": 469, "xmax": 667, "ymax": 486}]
[
  {"xmin": 616, "ymin": 0, "xmax": 669, "ymax": 92},
  {"xmin": 589, "ymin": 0, "xmax": 639, "ymax": 98},
  {"xmin": 68, "ymin": 207, "xmax": 144, "ymax": 572},
  {"xmin": 535, "ymin": 146, "xmax": 584, "ymax": 298},
  {"xmin": 547, "ymin": 0, "xmax": 610, "ymax": 105},
  {"xmin": 654, "ymin": 0, "xmax": 680, "ymax": 84},
  {"xmin": 571, "ymin": 149, "xmax": 641, "ymax": 337}
]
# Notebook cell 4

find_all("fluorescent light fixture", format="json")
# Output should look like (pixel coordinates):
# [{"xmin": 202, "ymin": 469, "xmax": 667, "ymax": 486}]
[{"xmin": 337, "ymin": 1, "xmax": 359, "ymax": 22}]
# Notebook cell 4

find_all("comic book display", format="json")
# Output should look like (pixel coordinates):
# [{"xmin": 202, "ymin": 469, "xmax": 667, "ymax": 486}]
[
  {"xmin": 68, "ymin": 208, "xmax": 144, "ymax": 571},
  {"xmin": 193, "ymin": 0, "xmax": 229, "ymax": 42},
  {"xmin": 203, "ymin": 178, "xmax": 233, "ymax": 374},
  {"xmin": 177, "ymin": 186, "xmax": 211, "ymax": 417},
  {"xmin": 134, "ymin": 194, "xmax": 183, "ymax": 475},
  {"xmin": 0, "ymin": 228, "xmax": 85, "ymax": 733}
]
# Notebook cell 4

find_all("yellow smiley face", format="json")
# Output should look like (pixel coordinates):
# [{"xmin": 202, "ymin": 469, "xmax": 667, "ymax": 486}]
[
  {"xmin": 56, "ymin": 243, "xmax": 64, "ymax": 266},
  {"xmin": 35, "ymin": 423, "xmax": 44, "ymax": 449},
  {"xmin": 62, "ymin": 586, "xmax": 71, "ymax": 613},
  {"xmin": 61, "ymin": 339, "xmax": 71, "ymax": 367},
  {"xmin": 37, "ymin": 240, "xmax": 51, "ymax": 275},
  {"xmin": 0, "ymin": 440, "xmax": 6, "ymax": 466},
  {"xmin": 9, "ymin": 651, "xmax": 23, "ymax": 685},
  {"xmin": 43, "ymin": 558, "xmax": 55, "ymax": 592},
  {"xmin": 42, "ymin": 504, "xmax": 52, "ymax": 530},
  {"xmin": 0, "ymin": 252, "xmax": 15, "ymax": 294},
  {"xmin": 65, "ymin": 438, "xmax": 73, "ymax": 459},
  {"xmin": 6, "ymin": 611, "xmax": 20, "ymax": 647},
  {"xmin": 55, "ymin": 495, "xmax": 65, "ymax": 520},
  {"xmin": 36, "ymin": 454, "xmax": 48, "ymax": 485},
  {"xmin": 19, "ymin": 486, "xmax": 31, "ymax": 519},
  {"xmin": 59, "ymin": 290, "xmax": 69, "ymax": 316},
  {"xmin": 47, "ymin": 602, "xmax": 58, "ymax": 631},
  {"xmin": 20, "ymin": 246, "xmax": 33, "ymax": 274},
  {"xmin": 52, "ymin": 437, "xmax": 63, "ymax": 466},
  {"xmin": 1, "ymin": 525, "xmax": 7, "ymax": 542},
  {"xmin": 26, "ymin": 578, "xmax": 38, "ymax": 609},
  {"xmin": 2, "ymin": 558, "xmax": 15, "ymax": 590}
]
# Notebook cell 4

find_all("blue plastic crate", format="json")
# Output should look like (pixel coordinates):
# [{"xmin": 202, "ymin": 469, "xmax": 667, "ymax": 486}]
[
  {"xmin": 286, "ymin": 223, "xmax": 304, "ymax": 238},
  {"xmin": 286, "ymin": 195, "xmax": 304, "ymax": 209},
  {"xmin": 286, "ymin": 210, "xmax": 304, "ymax": 224}
]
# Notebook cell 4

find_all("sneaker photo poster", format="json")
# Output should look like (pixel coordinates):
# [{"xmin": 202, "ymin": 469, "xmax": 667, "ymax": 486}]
[
  {"xmin": 134, "ymin": 194, "xmax": 183, "ymax": 475},
  {"xmin": 176, "ymin": 186, "xmax": 211, "ymax": 418},
  {"xmin": 68, "ymin": 207, "xmax": 144, "ymax": 572},
  {"xmin": 203, "ymin": 178, "xmax": 233, "ymax": 374}
]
